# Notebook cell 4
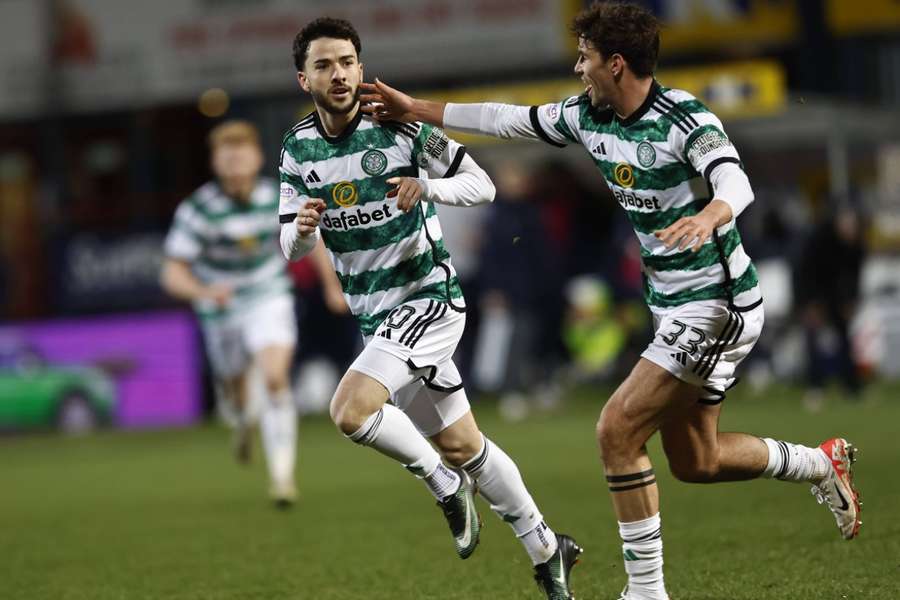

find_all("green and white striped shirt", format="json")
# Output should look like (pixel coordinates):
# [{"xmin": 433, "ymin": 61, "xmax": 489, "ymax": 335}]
[
  {"xmin": 278, "ymin": 111, "xmax": 467, "ymax": 336},
  {"xmin": 446, "ymin": 81, "xmax": 761, "ymax": 313},
  {"xmin": 164, "ymin": 178, "xmax": 291, "ymax": 319},
  {"xmin": 532, "ymin": 82, "xmax": 761, "ymax": 311}
]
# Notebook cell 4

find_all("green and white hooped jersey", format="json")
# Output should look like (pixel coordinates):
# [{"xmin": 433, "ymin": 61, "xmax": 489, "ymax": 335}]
[
  {"xmin": 278, "ymin": 111, "xmax": 467, "ymax": 337},
  {"xmin": 531, "ymin": 81, "xmax": 761, "ymax": 313},
  {"xmin": 164, "ymin": 178, "xmax": 291, "ymax": 319}
]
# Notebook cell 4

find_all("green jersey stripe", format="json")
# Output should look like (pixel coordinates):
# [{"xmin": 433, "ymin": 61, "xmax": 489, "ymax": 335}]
[
  {"xmin": 323, "ymin": 208, "xmax": 422, "ymax": 254},
  {"xmin": 196, "ymin": 279, "xmax": 293, "ymax": 320},
  {"xmin": 315, "ymin": 165, "xmax": 419, "ymax": 209},
  {"xmin": 644, "ymin": 262, "xmax": 759, "ymax": 308},
  {"xmin": 285, "ymin": 126, "xmax": 399, "ymax": 163},
  {"xmin": 642, "ymin": 228, "xmax": 741, "ymax": 271},
  {"xmin": 355, "ymin": 277, "xmax": 464, "ymax": 336},
  {"xmin": 338, "ymin": 249, "xmax": 435, "ymax": 296},
  {"xmin": 625, "ymin": 198, "xmax": 708, "ymax": 235},
  {"xmin": 202, "ymin": 248, "xmax": 280, "ymax": 272},
  {"xmin": 280, "ymin": 171, "xmax": 309, "ymax": 194},
  {"xmin": 188, "ymin": 200, "xmax": 279, "ymax": 223},
  {"xmin": 577, "ymin": 99, "xmax": 711, "ymax": 142},
  {"xmin": 595, "ymin": 158, "xmax": 698, "ymax": 193}
]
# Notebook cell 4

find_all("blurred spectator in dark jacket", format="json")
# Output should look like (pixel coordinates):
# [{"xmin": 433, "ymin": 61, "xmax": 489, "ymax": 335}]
[
  {"xmin": 795, "ymin": 206, "xmax": 866, "ymax": 408},
  {"xmin": 472, "ymin": 161, "xmax": 550, "ymax": 396}
]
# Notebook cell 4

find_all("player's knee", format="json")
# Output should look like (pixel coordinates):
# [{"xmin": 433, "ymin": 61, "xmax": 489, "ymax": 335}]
[
  {"xmin": 438, "ymin": 436, "xmax": 482, "ymax": 467},
  {"xmin": 263, "ymin": 372, "xmax": 289, "ymax": 397},
  {"xmin": 668, "ymin": 456, "xmax": 719, "ymax": 483},
  {"xmin": 329, "ymin": 389, "xmax": 370, "ymax": 436},
  {"xmin": 596, "ymin": 402, "xmax": 627, "ymax": 460}
]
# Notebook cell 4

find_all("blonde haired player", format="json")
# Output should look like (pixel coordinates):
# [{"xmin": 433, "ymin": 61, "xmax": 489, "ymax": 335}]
[{"xmin": 161, "ymin": 120, "xmax": 345, "ymax": 507}]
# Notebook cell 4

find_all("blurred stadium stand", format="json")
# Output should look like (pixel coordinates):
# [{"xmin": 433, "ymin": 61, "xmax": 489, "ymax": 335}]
[{"xmin": 2, "ymin": 0, "xmax": 899, "ymax": 429}]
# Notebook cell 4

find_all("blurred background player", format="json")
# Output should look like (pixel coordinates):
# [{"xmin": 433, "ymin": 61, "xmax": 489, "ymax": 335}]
[
  {"xmin": 279, "ymin": 18, "xmax": 582, "ymax": 599},
  {"xmin": 362, "ymin": 2, "xmax": 861, "ymax": 598},
  {"xmin": 160, "ymin": 120, "xmax": 343, "ymax": 507}
]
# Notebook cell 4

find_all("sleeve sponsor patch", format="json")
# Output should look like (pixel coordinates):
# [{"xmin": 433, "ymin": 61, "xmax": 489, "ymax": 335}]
[
  {"xmin": 687, "ymin": 130, "xmax": 732, "ymax": 163},
  {"xmin": 543, "ymin": 103, "xmax": 560, "ymax": 122},
  {"xmin": 280, "ymin": 182, "xmax": 296, "ymax": 200},
  {"xmin": 423, "ymin": 128, "xmax": 449, "ymax": 159}
]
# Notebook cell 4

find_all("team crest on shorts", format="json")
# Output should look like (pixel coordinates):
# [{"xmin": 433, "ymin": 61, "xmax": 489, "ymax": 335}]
[
  {"xmin": 636, "ymin": 141, "xmax": 656, "ymax": 168},
  {"xmin": 614, "ymin": 163, "xmax": 635, "ymax": 188},
  {"xmin": 332, "ymin": 181, "xmax": 358, "ymax": 208},
  {"xmin": 361, "ymin": 149, "xmax": 387, "ymax": 176}
]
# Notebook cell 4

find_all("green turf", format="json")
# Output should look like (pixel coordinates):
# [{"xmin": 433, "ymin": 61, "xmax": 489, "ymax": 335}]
[{"xmin": 2, "ymin": 383, "xmax": 898, "ymax": 599}]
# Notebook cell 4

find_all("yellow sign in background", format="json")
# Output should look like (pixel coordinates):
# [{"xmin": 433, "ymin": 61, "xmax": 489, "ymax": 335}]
[{"xmin": 828, "ymin": 0, "xmax": 900, "ymax": 35}]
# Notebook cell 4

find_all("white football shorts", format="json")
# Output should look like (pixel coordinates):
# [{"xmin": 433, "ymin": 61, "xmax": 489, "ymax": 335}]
[
  {"xmin": 349, "ymin": 298, "xmax": 471, "ymax": 436},
  {"xmin": 642, "ymin": 299, "xmax": 764, "ymax": 404},
  {"xmin": 201, "ymin": 292, "xmax": 297, "ymax": 379}
]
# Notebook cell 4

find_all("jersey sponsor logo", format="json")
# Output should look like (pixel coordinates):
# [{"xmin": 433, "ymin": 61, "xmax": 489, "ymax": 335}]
[
  {"xmin": 613, "ymin": 162, "xmax": 635, "ymax": 188},
  {"xmin": 637, "ymin": 141, "xmax": 657, "ymax": 167},
  {"xmin": 332, "ymin": 181, "xmax": 358, "ymax": 208},
  {"xmin": 614, "ymin": 189, "xmax": 661, "ymax": 211},
  {"xmin": 423, "ymin": 128, "xmax": 449, "ymax": 159},
  {"xmin": 279, "ymin": 183, "xmax": 296, "ymax": 200},
  {"xmin": 361, "ymin": 149, "xmax": 388, "ymax": 176},
  {"xmin": 592, "ymin": 142, "xmax": 607, "ymax": 155},
  {"xmin": 320, "ymin": 203, "xmax": 394, "ymax": 230},
  {"xmin": 305, "ymin": 170, "xmax": 322, "ymax": 183},
  {"xmin": 238, "ymin": 235, "xmax": 259, "ymax": 253},
  {"xmin": 687, "ymin": 130, "xmax": 732, "ymax": 163},
  {"xmin": 544, "ymin": 103, "xmax": 560, "ymax": 121}
]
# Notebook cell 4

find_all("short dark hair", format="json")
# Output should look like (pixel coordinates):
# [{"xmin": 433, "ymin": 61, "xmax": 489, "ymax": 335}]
[
  {"xmin": 572, "ymin": 1, "xmax": 660, "ymax": 78},
  {"xmin": 293, "ymin": 17, "xmax": 361, "ymax": 71}
]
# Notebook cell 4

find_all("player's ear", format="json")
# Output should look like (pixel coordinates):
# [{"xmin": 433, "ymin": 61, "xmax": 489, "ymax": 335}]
[{"xmin": 297, "ymin": 72, "xmax": 310, "ymax": 93}]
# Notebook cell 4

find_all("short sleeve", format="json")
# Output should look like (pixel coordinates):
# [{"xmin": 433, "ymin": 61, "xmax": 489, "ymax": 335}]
[
  {"xmin": 163, "ymin": 201, "xmax": 203, "ymax": 261},
  {"xmin": 278, "ymin": 144, "xmax": 311, "ymax": 223},
  {"xmin": 529, "ymin": 96, "xmax": 582, "ymax": 147},
  {"xmin": 411, "ymin": 123, "xmax": 468, "ymax": 179}
]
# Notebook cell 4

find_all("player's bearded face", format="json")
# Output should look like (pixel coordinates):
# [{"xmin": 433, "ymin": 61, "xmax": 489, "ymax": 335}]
[
  {"xmin": 302, "ymin": 38, "xmax": 363, "ymax": 115},
  {"xmin": 311, "ymin": 82, "xmax": 360, "ymax": 115}
]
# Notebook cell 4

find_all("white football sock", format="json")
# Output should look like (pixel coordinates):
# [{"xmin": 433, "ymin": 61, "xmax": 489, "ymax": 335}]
[
  {"xmin": 761, "ymin": 438, "xmax": 831, "ymax": 483},
  {"xmin": 348, "ymin": 404, "xmax": 444, "ymax": 476},
  {"xmin": 417, "ymin": 462, "xmax": 461, "ymax": 501},
  {"xmin": 260, "ymin": 389, "xmax": 297, "ymax": 487},
  {"xmin": 462, "ymin": 436, "xmax": 557, "ymax": 565},
  {"xmin": 620, "ymin": 513, "xmax": 667, "ymax": 600},
  {"xmin": 519, "ymin": 521, "xmax": 558, "ymax": 566}
]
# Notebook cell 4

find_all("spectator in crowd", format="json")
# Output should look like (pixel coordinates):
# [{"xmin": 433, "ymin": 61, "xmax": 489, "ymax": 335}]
[{"xmin": 795, "ymin": 205, "xmax": 867, "ymax": 409}]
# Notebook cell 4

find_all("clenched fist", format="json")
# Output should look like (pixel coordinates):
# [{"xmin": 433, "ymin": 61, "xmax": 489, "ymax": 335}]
[{"xmin": 297, "ymin": 199, "xmax": 327, "ymax": 237}]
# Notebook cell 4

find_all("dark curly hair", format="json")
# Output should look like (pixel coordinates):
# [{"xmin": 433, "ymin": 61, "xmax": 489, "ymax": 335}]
[
  {"xmin": 571, "ymin": 1, "xmax": 660, "ymax": 78},
  {"xmin": 293, "ymin": 17, "xmax": 361, "ymax": 71}
]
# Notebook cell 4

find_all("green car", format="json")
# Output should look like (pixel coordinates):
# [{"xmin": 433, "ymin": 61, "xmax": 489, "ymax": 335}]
[{"xmin": 0, "ymin": 345, "xmax": 116, "ymax": 433}]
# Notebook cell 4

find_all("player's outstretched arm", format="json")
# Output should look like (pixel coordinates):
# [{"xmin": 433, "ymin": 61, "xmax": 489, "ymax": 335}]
[
  {"xmin": 360, "ymin": 79, "xmax": 445, "ymax": 126},
  {"xmin": 361, "ymin": 79, "xmax": 555, "ymax": 143}
]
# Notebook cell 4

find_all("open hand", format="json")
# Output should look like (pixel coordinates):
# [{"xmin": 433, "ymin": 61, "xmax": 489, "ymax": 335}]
[
  {"xmin": 654, "ymin": 200, "xmax": 733, "ymax": 252},
  {"xmin": 386, "ymin": 177, "xmax": 423, "ymax": 213},
  {"xmin": 360, "ymin": 78, "xmax": 417, "ymax": 123}
]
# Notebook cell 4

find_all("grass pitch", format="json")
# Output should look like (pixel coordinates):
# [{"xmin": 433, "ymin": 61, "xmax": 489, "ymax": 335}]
[{"xmin": 2, "ymin": 383, "xmax": 898, "ymax": 599}]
